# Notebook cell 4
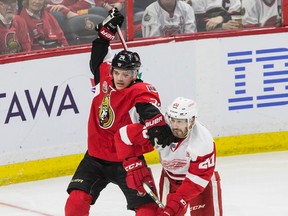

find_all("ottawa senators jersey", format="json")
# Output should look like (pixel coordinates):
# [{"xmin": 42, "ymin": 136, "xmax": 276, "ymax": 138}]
[
  {"xmin": 156, "ymin": 120, "xmax": 216, "ymax": 201},
  {"xmin": 0, "ymin": 15, "xmax": 31, "ymax": 55},
  {"xmin": 48, "ymin": 0, "xmax": 91, "ymax": 13},
  {"xmin": 20, "ymin": 9, "xmax": 68, "ymax": 50},
  {"xmin": 114, "ymin": 123, "xmax": 154, "ymax": 160},
  {"xmin": 87, "ymin": 61, "xmax": 161, "ymax": 162}
]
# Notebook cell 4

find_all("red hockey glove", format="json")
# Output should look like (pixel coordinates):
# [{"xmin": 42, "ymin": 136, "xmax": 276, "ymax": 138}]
[
  {"xmin": 145, "ymin": 114, "xmax": 174, "ymax": 148},
  {"xmin": 158, "ymin": 193, "xmax": 187, "ymax": 216},
  {"xmin": 95, "ymin": 7, "xmax": 124, "ymax": 41},
  {"xmin": 123, "ymin": 157, "xmax": 154, "ymax": 195}
]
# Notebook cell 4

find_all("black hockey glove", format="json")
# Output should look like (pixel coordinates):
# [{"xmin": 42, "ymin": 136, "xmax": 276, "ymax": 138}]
[
  {"xmin": 95, "ymin": 7, "xmax": 124, "ymax": 41},
  {"xmin": 145, "ymin": 114, "xmax": 174, "ymax": 148}
]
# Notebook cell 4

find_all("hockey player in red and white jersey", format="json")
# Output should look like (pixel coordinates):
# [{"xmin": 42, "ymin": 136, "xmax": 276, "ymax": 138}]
[
  {"xmin": 65, "ymin": 8, "xmax": 174, "ymax": 216},
  {"xmin": 241, "ymin": 0, "xmax": 281, "ymax": 27},
  {"xmin": 115, "ymin": 97, "xmax": 223, "ymax": 216},
  {"xmin": 156, "ymin": 97, "xmax": 222, "ymax": 216}
]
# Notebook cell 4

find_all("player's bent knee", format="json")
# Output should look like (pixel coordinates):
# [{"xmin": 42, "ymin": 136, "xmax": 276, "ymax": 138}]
[
  {"xmin": 65, "ymin": 190, "xmax": 93, "ymax": 216},
  {"xmin": 135, "ymin": 202, "xmax": 159, "ymax": 216}
]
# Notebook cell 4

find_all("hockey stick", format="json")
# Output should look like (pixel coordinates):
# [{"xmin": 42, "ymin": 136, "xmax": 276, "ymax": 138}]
[
  {"xmin": 142, "ymin": 181, "xmax": 165, "ymax": 209},
  {"xmin": 102, "ymin": 5, "xmax": 128, "ymax": 51},
  {"xmin": 117, "ymin": 25, "xmax": 128, "ymax": 51}
]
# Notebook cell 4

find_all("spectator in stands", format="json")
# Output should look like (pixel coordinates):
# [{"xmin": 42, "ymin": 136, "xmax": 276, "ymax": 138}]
[
  {"xmin": 88, "ymin": 0, "xmax": 124, "ymax": 20},
  {"xmin": 48, "ymin": 0, "xmax": 123, "ymax": 20},
  {"xmin": 0, "ymin": 0, "xmax": 31, "ymax": 54},
  {"xmin": 241, "ymin": 0, "xmax": 281, "ymax": 27},
  {"xmin": 142, "ymin": 0, "xmax": 197, "ymax": 38},
  {"xmin": 20, "ymin": 0, "xmax": 68, "ymax": 50},
  {"xmin": 47, "ymin": 0, "xmax": 91, "ymax": 35},
  {"xmin": 221, "ymin": 0, "xmax": 243, "ymax": 30},
  {"xmin": 95, "ymin": 0, "xmax": 124, "ymax": 11},
  {"xmin": 222, "ymin": 0, "xmax": 241, "ymax": 15},
  {"xmin": 48, "ymin": 0, "xmax": 89, "ymax": 18},
  {"xmin": 189, "ymin": 0, "xmax": 241, "ymax": 31}
]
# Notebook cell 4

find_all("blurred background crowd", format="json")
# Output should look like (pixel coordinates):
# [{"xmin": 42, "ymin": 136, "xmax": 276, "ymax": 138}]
[{"xmin": 0, "ymin": 0, "xmax": 283, "ymax": 55}]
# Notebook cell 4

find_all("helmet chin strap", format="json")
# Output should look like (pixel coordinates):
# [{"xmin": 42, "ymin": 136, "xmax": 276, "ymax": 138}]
[
  {"xmin": 185, "ymin": 117, "xmax": 196, "ymax": 137},
  {"xmin": 132, "ymin": 70, "xmax": 139, "ymax": 80}
]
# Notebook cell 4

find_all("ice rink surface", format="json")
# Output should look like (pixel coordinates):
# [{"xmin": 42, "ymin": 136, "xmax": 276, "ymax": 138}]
[{"xmin": 0, "ymin": 151, "xmax": 287, "ymax": 216}]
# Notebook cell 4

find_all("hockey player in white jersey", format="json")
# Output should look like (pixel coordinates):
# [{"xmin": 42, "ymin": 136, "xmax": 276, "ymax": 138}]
[
  {"xmin": 156, "ymin": 97, "xmax": 222, "ymax": 216},
  {"xmin": 114, "ymin": 97, "xmax": 223, "ymax": 216},
  {"xmin": 142, "ymin": 0, "xmax": 197, "ymax": 37}
]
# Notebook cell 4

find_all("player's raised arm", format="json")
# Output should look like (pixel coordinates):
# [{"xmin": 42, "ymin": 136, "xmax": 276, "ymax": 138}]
[{"xmin": 89, "ymin": 8, "xmax": 124, "ymax": 84}]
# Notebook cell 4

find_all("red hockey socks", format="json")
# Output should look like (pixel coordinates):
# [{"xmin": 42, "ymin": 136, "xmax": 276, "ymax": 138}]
[
  {"xmin": 135, "ymin": 202, "xmax": 159, "ymax": 216},
  {"xmin": 65, "ymin": 190, "xmax": 92, "ymax": 216}
]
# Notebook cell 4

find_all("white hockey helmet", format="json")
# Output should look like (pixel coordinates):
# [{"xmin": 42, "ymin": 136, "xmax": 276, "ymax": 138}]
[{"xmin": 166, "ymin": 97, "xmax": 197, "ymax": 121}]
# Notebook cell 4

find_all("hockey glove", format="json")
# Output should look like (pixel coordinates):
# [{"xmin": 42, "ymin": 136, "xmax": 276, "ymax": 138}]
[
  {"xmin": 123, "ymin": 157, "xmax": 154, "ymax": 196},
  {"xmin": 145, "ymin": 114, "xmax": 174, "ymax": 148},
  {"xmin": 158, "ymin": 193, "xmax": 188, "ymax": 216},
  {"xmin": 95, "ymin": 7, "xmax": 124, "ymax": 41}
]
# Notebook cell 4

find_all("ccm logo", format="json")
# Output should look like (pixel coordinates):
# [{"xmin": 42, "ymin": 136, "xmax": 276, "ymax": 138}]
[
  {"xmin": 125, "ymin": 161, "xmax": 143, "ymax": 171},
  {"xmin": 190, "ymin": 204, "xmax": 206, "ymax": 211}
]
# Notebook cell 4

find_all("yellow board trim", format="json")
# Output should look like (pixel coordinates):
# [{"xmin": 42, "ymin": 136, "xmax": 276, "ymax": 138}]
[{"xmin": 1, "ymin": 131, "xmax": 288, "ymax": 186}]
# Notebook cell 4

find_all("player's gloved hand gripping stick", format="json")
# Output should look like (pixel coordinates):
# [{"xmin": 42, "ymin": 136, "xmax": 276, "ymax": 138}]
[
  {"xmin": 97, "ymin": 6, "xmax": 127, "ymax": 50},
  {"xmin": 96, "ymin": 7, "xmax": 124, "ymax": 41}
]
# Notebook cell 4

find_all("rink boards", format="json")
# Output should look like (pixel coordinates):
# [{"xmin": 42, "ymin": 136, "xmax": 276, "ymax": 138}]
[{"xmin": 1, "ymin": 31, "xmax": 288, "ymax": 185}]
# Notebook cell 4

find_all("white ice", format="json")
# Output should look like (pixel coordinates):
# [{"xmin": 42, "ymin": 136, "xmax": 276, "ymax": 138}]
[{"xmin": 0, "ymin": 151, "xmax": 287, "ymax": 216}]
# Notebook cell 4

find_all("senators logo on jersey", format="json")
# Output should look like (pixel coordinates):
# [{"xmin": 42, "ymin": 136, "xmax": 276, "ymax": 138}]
[
  {"xmin": 4, "ymin": 32, "xmax": 21, "ymax": 54},
  {"xmin": 98, "ymin": 92, "xmax": 115, "ymax": 128}
]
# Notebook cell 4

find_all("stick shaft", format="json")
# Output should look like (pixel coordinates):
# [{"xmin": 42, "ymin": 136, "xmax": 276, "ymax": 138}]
[
  {"xmin": 117, "ymin": 25, "xmax": 128, "ymax": 51},
  {"xmin": 142, "ymin": 181, "xmax": 165, "ymax": 209}
]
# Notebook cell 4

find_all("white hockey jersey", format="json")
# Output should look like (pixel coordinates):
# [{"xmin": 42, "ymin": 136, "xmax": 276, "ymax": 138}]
[
  {"xmin": 241, "ymin": 0, "xmax": 281, "ymax": 27},
  {"xmin": 114, "ymin": 120, "xmax": 217, "ymax": 201},
  {"xmin": 222, "ymin": 0, "xmax": 242, "ymax": 14},
  {"xmin": 142, "ymin": 0, "xmax": 197, "ymax": 37},
  {"xmin": 156, "ymin": 121, "xmax": 215, "ymax": 180},
  {"xmin": 155, "ymin": 120, "xmax": 216, "ymax": 201},
  {"xmin": 191, "ymin": 0, "xmax": 223, "ymax": 14}
]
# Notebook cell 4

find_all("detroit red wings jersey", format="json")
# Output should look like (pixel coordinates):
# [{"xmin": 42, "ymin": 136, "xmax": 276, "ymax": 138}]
[
  {"xmin": 156, "ymin": 120, "xmax": 216, "ymax": 201},
  {"xmin": 0, "ymin": 16, "xmax": 31, "ymax": 55},
  {"xmin": 113, "ymin": 119, "xmax": 216, "ymax": 201},
  {"xmin": 142, "ymin": 1, "xmax": 196, "ymax": 37},
  {"xmin": 87, "ymin": 61, "xmax": 161, "ymax": 162},
  {"xmin": 242, "ymin": 0, "xmax": 280, "ymax": 27}
]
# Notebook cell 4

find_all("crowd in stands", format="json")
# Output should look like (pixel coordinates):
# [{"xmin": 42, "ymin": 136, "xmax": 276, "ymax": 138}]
[{"xmin": 0, "ymin": 0, "xmax": 283, "ymax": 55}]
